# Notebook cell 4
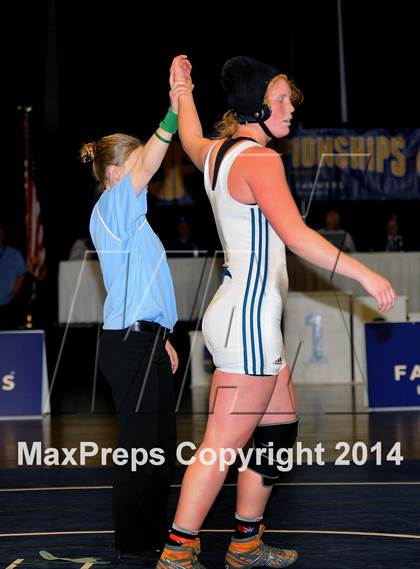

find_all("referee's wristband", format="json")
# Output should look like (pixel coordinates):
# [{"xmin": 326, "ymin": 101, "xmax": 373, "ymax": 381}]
[{"xmin": 159, "ymin": 107, "xmax": 178, "ymax": 134}]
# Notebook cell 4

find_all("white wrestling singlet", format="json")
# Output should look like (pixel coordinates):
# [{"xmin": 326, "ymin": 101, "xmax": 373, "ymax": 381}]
[{"xmin": 202, "ymin": 140, "xmax": 289, "ymax": 376}]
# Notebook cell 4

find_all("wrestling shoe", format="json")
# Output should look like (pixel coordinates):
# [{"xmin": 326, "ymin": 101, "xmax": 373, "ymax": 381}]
[
  {"xmin": 224, "ymin": 524, "xmax": 297, "ymax": 568},
  {"xmin": 156, "ymin": 538, "xmax": 206, "ymax": 569}
]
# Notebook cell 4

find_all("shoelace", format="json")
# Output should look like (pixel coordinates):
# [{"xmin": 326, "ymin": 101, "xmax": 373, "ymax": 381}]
[
  {"xmin": 162, "ymin": 551, "xmax": 206, "ymax": 569},
  {"xmin": 261, "ymin": 544, "xmax": 294, "ymax": 567},
  {"xmin": 162, "ymin": 556, "xmax": 192, "ymax": 569}
]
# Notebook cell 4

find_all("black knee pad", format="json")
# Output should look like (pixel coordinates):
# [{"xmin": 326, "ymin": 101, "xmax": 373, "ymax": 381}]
[{"xmin": 247, "ymin": 420, "xmax": 299, "ymax": 487}]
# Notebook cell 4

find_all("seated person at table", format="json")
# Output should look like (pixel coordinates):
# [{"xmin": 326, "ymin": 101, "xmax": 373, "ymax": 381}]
[
  {"xmin": 317, "ymin": 209, "xmax": 356, "ymax": 253},
  {"xmin": 385, "ymin": 217, "xmax": 404, "ymax": 252},
  {"xmin": 167, "ymin": 216, "xmax": 199, "ymax": 256}
]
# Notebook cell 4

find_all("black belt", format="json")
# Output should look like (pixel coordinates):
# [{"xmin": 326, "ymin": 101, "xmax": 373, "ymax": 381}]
[{"xmin": 129, "ymin": 320, "xmax": 170, "ymax": 340}]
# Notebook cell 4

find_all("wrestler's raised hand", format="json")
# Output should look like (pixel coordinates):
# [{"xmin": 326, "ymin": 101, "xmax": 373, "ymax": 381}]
[{"xmin": 170, "ymin": 55, "xmax": 193, "ymax": 90}]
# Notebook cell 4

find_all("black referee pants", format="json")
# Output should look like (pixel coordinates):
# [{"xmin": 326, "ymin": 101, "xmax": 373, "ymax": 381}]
[{"xmin": 99, "ymin": 328, "xmax": 176, "ymax": 553}]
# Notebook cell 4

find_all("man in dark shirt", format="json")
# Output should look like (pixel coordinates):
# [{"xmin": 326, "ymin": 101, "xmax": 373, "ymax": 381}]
[{"xmin": 385, "ymin": 218, "xmax": 404, "ymax": 252}]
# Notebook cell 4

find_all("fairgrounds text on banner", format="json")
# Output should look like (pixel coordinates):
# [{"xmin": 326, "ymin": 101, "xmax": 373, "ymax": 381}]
[{"xmin": 281, "ymin": 129, "xmax": 420, "ymax": 200}]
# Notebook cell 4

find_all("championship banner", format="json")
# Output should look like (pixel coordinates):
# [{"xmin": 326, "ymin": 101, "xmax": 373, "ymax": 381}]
[
  {"xmin": 365, "ymin": 322, "xmax": 420, "ymax": 409},
  {"xmin": 281, "ymin": 128, "xmax": 420, "ymax": 200}
]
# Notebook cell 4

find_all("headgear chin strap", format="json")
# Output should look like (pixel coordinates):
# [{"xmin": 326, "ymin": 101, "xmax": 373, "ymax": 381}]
[
  {"xmin": 221, "ymin": 56, "xmax": 280, "ymax": 138},
  {"xmin": 234, "ymin": 108, "xmax": 275, "ymax": 138},
  {"xmin": 255, "ymin": 116, "xmax": 275, "ymax": 138}
]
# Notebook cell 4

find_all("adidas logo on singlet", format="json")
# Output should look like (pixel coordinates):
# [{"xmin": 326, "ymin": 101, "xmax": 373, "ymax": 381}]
[{"xmin": 273, "ymin": 356, "xmax": 283, "ymax": 365}]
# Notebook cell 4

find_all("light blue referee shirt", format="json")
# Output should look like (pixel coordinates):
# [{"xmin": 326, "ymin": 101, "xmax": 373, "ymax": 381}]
[{"xmin": 89, "ymin": 174, "xmax": 177, "ymax": 330}]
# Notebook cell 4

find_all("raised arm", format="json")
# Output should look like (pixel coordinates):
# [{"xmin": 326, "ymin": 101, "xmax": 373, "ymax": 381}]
[
  {"xmin": 127, "ymin": 70, "xmax": 192, "ymax": 194},
  {"xmin": 244, "ymin": 147, "xmax": 396, "ymax": 312},
  {"xmin": 170, "ymin": 55, "xmax": 214, "ymax": 171}
]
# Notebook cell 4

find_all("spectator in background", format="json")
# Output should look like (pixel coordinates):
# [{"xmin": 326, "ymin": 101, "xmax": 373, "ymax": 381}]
[
  {"xmin": 167, "ymin": 216, "xmax": 199, "ymax": 256},
  {"xmin": 318, "ymin": 209, "xmax": 356, "ymax": 253},
  {"xmin": 385, "ymin": 216, "xmax": 404, "ymax": 252},
  {"xmin": 0, "ymin": 227, "xmax": 27, "ymax": 329},
  {"xmin": 68, "ymin": 237, "xmax": 96, "ymax": 260}
]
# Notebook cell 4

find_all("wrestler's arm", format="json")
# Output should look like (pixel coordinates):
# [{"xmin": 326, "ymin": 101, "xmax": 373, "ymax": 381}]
[
  {"xmin": 169, "ymin": 56, "xmax": 213, "ymax": 171},
  {"xmin": 177, "ymin": 93, "xmax": 214, "ymax": 171},
  {"xmin": 244, "ymin": 147, "xmax": 396, "ymax": 312}
]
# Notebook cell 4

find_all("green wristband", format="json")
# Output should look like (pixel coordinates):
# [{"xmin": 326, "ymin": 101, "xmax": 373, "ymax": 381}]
[
  {"xmin": 159, "ymin": 107, "xmax": 178, "ymax": 134},
  {"xmin": 155, "ymin": 130, "xmax": 171, "ymax": 144}
]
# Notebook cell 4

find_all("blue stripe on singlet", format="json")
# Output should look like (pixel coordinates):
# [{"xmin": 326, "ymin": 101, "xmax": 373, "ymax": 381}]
[
  {"xmin": 242, "ymin": 209, "xmax": 256, "ymax": 375},
  {"xmin": 257, "ymin": 216, "xmax": 269, "ymax": 374},
  {"xmin": 249, "ymin": 210, "xmax": 263, "ymax": 375}
]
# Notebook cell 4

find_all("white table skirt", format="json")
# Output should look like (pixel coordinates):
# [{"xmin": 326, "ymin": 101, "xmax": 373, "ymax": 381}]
[
  {"xmin": 58, "ymin": 257, "xmax": 223, "ymax": 324},
  {"xmin": 286, "ymin": 252, "xmax": 420, "ymax": 313},
  {"xmin": 58, "ymin": 252, "xmax": 420, "ymax": 324}
]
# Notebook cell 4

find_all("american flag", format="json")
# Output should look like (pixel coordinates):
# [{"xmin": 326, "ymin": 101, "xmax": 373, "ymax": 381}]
[{"xmin": 23, "ymin": 109, "xmax": 46, "ymax": 280}]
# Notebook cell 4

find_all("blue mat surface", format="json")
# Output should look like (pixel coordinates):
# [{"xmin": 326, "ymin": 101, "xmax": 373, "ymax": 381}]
[{"xmin": 1, "ymin": 462, "xmax": 419, "ymax": 567}]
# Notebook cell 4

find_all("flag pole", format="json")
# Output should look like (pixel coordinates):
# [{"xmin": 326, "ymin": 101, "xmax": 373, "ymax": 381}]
[
  {"xmin": 18, "ymin": 105, "xmax": 44, "ymax": 329},
  {"xmin": 337, "ymin": 0, "xmax": 348, "ymax": 124},
  {"xmin": 21, "ymin": 106, "xmax": 32, "ymax": 276},
  {"xmin": 19, "ymin": 106, "xmax": 34, "ymax": 329}
]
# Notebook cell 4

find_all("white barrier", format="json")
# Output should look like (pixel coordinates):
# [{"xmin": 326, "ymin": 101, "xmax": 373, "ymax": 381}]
[{"xmin": 283, "ymin": 292, "xmax": 353, "ymax": 384}]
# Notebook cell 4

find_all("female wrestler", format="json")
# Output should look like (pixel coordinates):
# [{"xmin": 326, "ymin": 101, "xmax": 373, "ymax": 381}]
[{"xmin": 157, "ymin": 55, "xmax": 396, "ymax": 569}]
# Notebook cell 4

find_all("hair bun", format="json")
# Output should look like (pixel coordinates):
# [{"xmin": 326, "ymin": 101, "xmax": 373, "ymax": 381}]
[{"xmin": 80, "ymin": 141, "xmax": 96, "ymax": 163}]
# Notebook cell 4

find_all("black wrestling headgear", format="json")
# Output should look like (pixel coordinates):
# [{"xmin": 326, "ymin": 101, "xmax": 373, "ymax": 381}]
[{"xmin": 221, "ymin": 56, "xmax": 280, "ymax": 137}]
